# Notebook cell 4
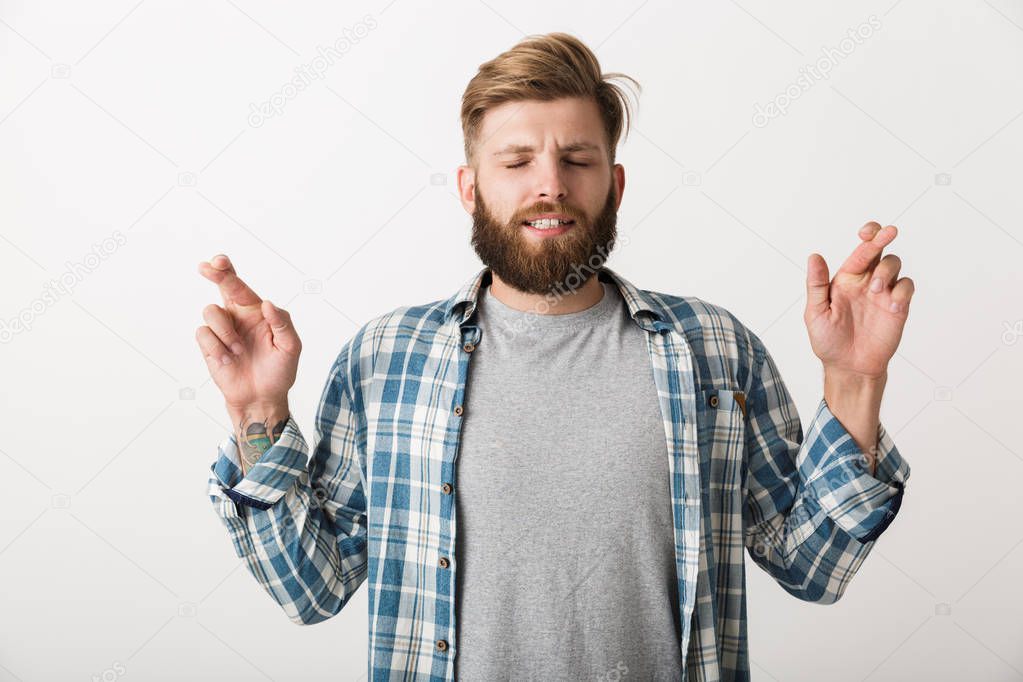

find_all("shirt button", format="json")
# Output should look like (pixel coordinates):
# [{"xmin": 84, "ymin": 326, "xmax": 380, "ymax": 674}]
[
  {"xmin": 439, "ymin": 556, "xmax": 450, "ymax": 569},
  {"xmin": 454, "ymin": 405, "xmax": 463, "ymax": 416},
  {"xmin": 436, "ymin": 639, "xmax": 449, "ymax": 651},
  {"xmin": 441, "ymin": 482, "xmax": 453, "ymax": 495},
  {"xmin": 708, "ymin": 394, "xmax": 719, "ymax": 408},
  {"xmin": 462, "ymin": 342, "xmax": 475, "ymax": 353}
]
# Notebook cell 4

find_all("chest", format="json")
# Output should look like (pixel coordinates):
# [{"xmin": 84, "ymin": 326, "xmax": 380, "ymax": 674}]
[{"xmin": 359, "ymin": 324, "xmax": 748, "ymax": 522}]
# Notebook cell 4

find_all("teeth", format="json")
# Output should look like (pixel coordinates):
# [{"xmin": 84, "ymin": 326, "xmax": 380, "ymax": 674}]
[{"xmin": 526, "ymin": 218, "xmax": 571, "ymax": 229}]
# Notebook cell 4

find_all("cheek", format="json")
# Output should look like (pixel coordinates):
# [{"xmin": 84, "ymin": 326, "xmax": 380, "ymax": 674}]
[{"xmin": 489, "ymin": 189, "xmax": 531, "ymax": 222}]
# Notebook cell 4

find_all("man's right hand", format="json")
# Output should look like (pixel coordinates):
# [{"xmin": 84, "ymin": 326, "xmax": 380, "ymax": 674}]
[{"xmin": 196, "ymin": 254, "xmax": 301, "ymax": 471}]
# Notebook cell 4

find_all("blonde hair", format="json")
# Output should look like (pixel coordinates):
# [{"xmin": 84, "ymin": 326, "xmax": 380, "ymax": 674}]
[{"xmin": 460, "ymin": 32, "xmax": 640, "ymax": 167}]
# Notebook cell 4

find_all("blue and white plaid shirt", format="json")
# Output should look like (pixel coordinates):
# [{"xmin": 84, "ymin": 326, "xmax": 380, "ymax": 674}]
[{"xmin": 208, "ymin": 264, "xmax": 910, "ymax": 681}]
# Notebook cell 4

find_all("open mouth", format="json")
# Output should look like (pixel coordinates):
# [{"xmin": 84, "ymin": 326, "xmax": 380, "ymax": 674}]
[{"xmin": 521, "ymin": 215, "xmax": 576, "ymax": 235}]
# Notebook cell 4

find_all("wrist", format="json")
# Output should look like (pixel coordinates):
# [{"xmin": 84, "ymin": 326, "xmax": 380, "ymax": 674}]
[
  {"xmin": 225, "ymin": 399, "xmax": 290, "ymax": 427},
  {"xmin": 822, "ymin": 367, "xmax": 885, "ymax": 472},
  {"xmin": 227, "ymin": 399, "xmax": 291, "ymax": 476},
  {"xmin": 823, "ymin": 373, "xmax": 885, "ymax": 416},
  {"xmin": 823, "ymin": 367, "xmax": 887, "ymax": 397}
]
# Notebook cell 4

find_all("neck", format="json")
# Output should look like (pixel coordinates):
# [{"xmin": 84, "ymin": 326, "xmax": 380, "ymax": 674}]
[{"xmin": 488, "ymin": 270, "xmax": 605, "ymax": 315}]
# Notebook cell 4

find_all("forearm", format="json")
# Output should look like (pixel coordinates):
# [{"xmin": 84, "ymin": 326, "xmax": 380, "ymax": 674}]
[
  {"xmin": 822, "ymin": 369, "xmax": 886, "ymax": 476},
  {"xmin": 208, "ymin": 405, "xmax": 368, "ymax": 625},
  {"xmin": 227, "ymin": 400, "xmax": 290, "ymax": 476}
]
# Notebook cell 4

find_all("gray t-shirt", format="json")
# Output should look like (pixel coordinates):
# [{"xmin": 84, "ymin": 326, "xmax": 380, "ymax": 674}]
[{"xmin": 454, "ymin": 279, "xmax": 683, "ymax": 681}]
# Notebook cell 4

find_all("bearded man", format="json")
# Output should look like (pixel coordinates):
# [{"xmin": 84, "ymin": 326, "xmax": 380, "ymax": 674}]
[{"xmin": 198, "ymin": 31, "xmax": 914, "ymax": 682}]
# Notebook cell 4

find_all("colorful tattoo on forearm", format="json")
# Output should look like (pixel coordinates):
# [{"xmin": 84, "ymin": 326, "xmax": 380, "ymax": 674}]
[{"xmin": 239, "ymin": 416, "xmax": 287, "ymax": 471}]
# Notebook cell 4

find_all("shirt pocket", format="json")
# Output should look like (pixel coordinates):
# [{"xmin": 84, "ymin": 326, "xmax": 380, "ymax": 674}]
[{"xmin": 695, "ymin": 388, "xmax": 749, "ymax": 524}]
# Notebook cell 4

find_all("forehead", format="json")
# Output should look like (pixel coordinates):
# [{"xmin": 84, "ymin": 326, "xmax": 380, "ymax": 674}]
[{"xmin": 479, "ymin": 96, "xmax": 606, "ymax": 156}]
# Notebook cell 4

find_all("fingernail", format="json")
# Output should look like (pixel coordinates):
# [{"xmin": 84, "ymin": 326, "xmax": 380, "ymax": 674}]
[
  {"xmin": 870, "ymin": 278, "xmax": 883, "ymax": 292},
  {"xmin": 231, "ymin": 342, "xmax": 244, "ymax": 355},
  {"xmin": 221, "ymin": 355, "xmax": 233, "ymax": 365},
  {"xmin": 890, "ymin": 301, "xmax": 902, "ymax": 313}
]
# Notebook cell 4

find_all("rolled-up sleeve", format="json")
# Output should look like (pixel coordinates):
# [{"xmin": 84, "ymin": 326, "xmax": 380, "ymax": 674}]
[
  {"xmin": 805, "ymin": 398, "xmax": 910, "ymax": 543},
  {"xmin": 742, "ymin": 330, "xmax": 911, "ymax": 603},
  {"xmin": 206, "ymin": 340, "xmax": 369, "ymax": 624}
]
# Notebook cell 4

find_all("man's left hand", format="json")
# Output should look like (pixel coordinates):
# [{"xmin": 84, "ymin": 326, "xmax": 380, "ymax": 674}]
[{"xmin": 804, "ymin": 221, "xmax": 915, "ymax": 379}]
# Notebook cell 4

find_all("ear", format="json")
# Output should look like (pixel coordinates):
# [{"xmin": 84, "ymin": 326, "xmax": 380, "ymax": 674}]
[
  {"xmin": 456, "ymin": 164, "xmax": 476, "ymax": 215},
  {"xmin": 612, "ymin": 163, "xmax": 625, "ymax": 211}
]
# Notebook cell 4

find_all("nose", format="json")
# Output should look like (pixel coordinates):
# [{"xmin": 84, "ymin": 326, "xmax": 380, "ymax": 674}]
[{"xmin": 535, "ymin": 156, "xmax": 567, "ymax": 203}]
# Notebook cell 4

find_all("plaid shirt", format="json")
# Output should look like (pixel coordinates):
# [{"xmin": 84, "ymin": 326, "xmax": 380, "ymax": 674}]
[{"xmin": 208, "ymin": 264, "xmax": 910, "ymax": 681}]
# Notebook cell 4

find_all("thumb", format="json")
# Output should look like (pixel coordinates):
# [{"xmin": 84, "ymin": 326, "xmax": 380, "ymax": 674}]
[
  {"xmin": 262, "ymin": 300, "xmax": 301, "ymax": 354},
  {"xmin": 805, "ymin": 253, "xmax": 831, "ymax": 317}
]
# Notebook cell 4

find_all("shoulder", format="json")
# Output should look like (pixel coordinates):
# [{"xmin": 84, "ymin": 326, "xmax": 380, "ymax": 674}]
[
  {"xmin": 642, "ymin": 288, "xmax": 765, "ymax": 391},
  {"xmin": 356, "ymin": 299, "xmax": 450, "ymax": 344},
  {"xmin": 333, "ymin": 297, "xmax": 451, "ymax": 385}
]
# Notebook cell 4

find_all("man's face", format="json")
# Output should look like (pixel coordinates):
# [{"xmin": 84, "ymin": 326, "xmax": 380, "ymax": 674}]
[{"xmin": 458, "ymin": 96, "xmax": 626, "ymax": 295}]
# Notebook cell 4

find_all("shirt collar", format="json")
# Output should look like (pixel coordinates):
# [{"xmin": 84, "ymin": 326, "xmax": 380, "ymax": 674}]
[{"xmin": 443, "ymin": 265, "xmax": 667, "ymax": 331}]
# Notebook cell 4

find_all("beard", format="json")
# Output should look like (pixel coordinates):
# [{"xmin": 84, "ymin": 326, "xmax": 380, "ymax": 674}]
[{"xmin": 470, "ymin": 178, "xmax": 619, "ymax": 295}]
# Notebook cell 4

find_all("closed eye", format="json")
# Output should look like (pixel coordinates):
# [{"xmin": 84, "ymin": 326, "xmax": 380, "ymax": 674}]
[{"xmin": 505, "ymin": 160, "xmax": 590, "ymax": 169}]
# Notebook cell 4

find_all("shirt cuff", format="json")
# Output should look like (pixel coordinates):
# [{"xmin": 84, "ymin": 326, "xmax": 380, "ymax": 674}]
[
  {"xmin": 802, "ymin": 397, "xmax": 911, "ymax": 544},
  {"xmin": 210, "ymin": 415, "xmax": 308, "ymax": 510}
]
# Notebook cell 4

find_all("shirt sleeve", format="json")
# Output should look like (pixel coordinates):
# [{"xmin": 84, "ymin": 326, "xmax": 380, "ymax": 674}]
[
  {"xmin": 741, "ymin": 330, "xmax": 911, "ymax": 604},
  {"xmin": 207, "ymin": 340, "xmax": 368, "ymax": 624}
]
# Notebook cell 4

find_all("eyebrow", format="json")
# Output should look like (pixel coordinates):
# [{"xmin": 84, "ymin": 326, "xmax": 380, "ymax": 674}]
[{"xmin": 493, "ymin": 142, "xmax": 602, "ymax": 156}]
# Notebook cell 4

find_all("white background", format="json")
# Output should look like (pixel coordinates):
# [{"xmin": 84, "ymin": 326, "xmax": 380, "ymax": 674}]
[{"xmin": 1, "ymin": 1, "xmax": 1022, "ymax": 680}]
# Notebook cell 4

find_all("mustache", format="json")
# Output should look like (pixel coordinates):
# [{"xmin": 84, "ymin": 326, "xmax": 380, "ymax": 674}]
[{"xmin": 511, "ymin": 202, "xmax": 587, "ymax": 225}]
